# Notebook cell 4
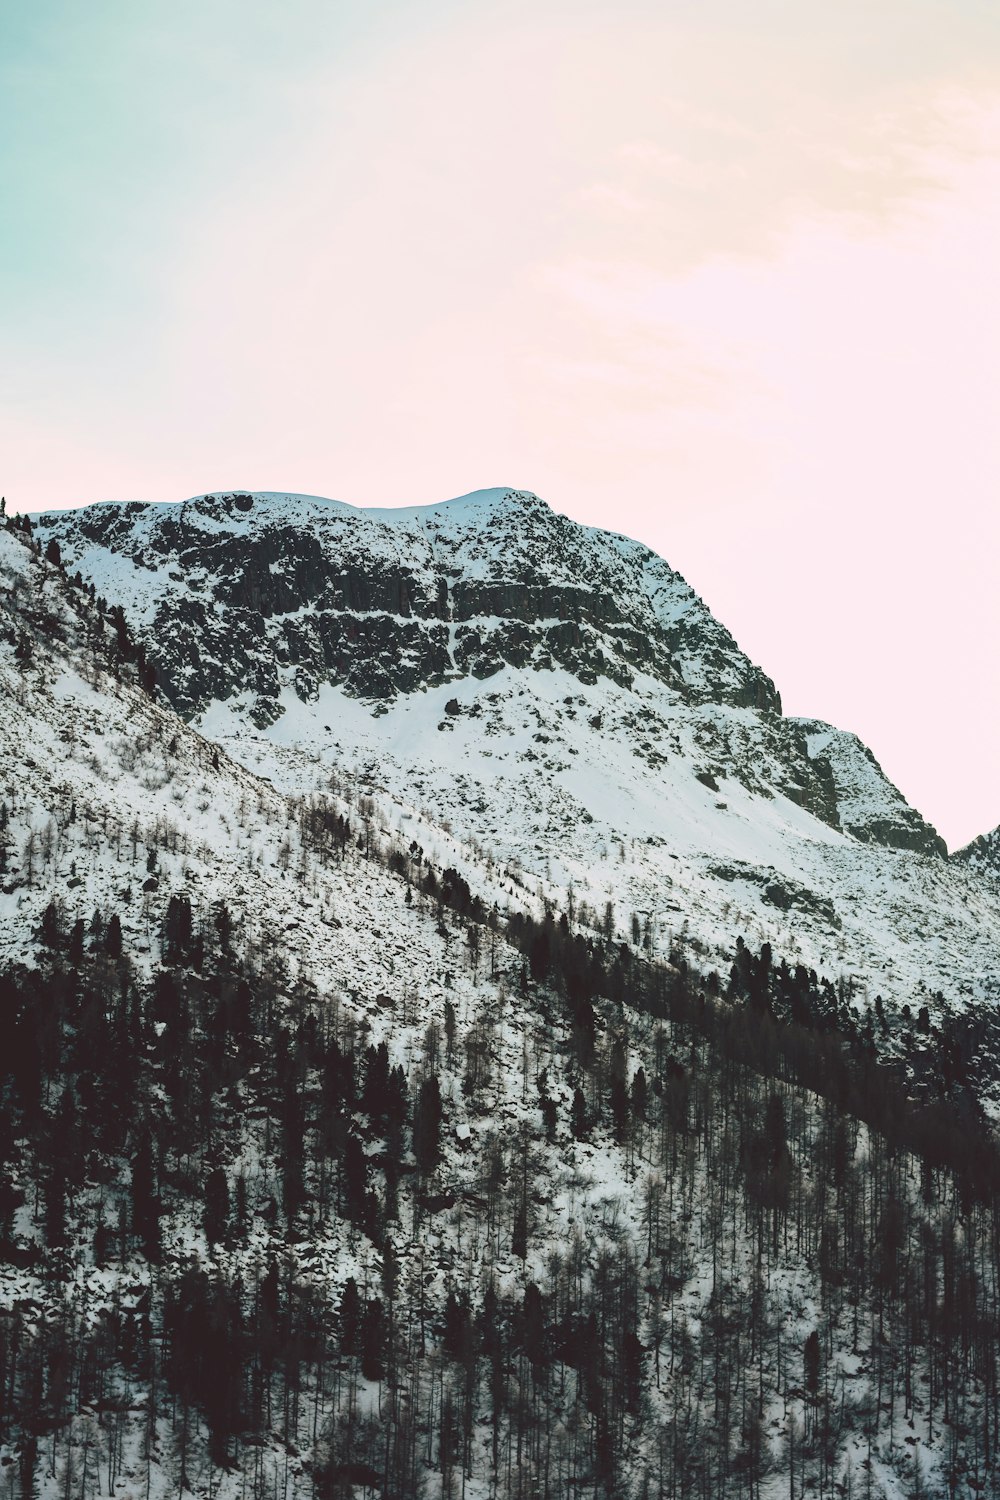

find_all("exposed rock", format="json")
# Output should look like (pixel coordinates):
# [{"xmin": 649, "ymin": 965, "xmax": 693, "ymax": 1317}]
[{"xmin": 793, "ymin": 718, "xmax": 945, "ymax": 859}]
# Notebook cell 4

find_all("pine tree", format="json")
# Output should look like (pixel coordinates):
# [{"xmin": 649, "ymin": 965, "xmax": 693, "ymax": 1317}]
[
  {"xmin": 104, "ymin": 912, "xmax": 123, "ymax": 960},
  {"xmin": 67, "ymin": 918, "xmax": 85, "ymax": 968},
  {"xmin": 39, "ymin": 899, "xmax": 62, "ymax": 949},
  {"xmin": 204, "ymin": 1166, "xmax": 230, "ymax": 1246},
  {"xmin": 360, "ymin": 1298, "xmax": 385, "ymax": 1381},
  {"xmin": 131, "ymin": 1127, "xmax": 161, "ymax": 1261},
  {"xmin": 413, "ymin": 1074, "xmax": 443, "ymax": 1176},
  {"xmin": 571, "ymin": 1086, "xmax": 588, "ymax": 1141},
  {"xmin": 339, "ymin": 1277, "xmax": 361, "ymax": 1356}
]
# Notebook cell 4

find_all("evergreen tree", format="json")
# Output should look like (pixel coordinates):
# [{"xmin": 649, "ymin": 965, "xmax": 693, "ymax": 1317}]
[
  {"xmin": 204, "ymin": 1166, "xmax": 230, "ymax": 1246},
  {"xmin": 413, "ymin": 1074, "xmax": 443, "ymax": 1176},
  {"xmin": 67, "ymin": 918, "xmax": 85, "ymax": 968},
  {"xmin": 39, "ymin": 900, "xmax": 62, "ymax": 950},
  {"xmin": 104, "ymin": 912, "xmax": 123, "ymax": 960},
  {"xmin": 131, "ymin": 1127, "xmax": 161, "ymax": 1261},
  {"xmin": 360, "ymin": 1298, "xmax": 385, "ymax": 1381},
  {"xmin": 340, "ymin": 1277, "xmax": 361, "ymax": 1356},
  {"xmin": 571, "ymin": 1086, "xmax": 589, "ymax": 1141}
]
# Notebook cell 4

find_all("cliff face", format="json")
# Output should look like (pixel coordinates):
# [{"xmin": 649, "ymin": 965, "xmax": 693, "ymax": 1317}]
[
  {"xmin": 791, "ymin": 719, "xmax": 947, "ymax": 859},
  {"xmin": 34, "ymin": 487, "xmax": 778, "ymax": 711}
]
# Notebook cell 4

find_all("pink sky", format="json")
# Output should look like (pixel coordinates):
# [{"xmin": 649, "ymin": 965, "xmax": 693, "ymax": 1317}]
[{"xmin": 3, "ymin": 3, "xmax": 999, "ymax": 848}]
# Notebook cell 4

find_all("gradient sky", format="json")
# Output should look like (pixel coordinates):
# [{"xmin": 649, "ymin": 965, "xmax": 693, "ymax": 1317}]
[{"xmin": 3, "ymin": 1, "xmax": 999, "ymax": 849}]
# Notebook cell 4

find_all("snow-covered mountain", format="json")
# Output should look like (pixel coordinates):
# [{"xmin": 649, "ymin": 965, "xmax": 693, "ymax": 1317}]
[
  {"xmin": 34, "ymin": 488, "xmax": 998, "ymax": 1029},
  {"xmin": 6, "ymin": 509, "xmax": 1000, "ymax": 1500}
]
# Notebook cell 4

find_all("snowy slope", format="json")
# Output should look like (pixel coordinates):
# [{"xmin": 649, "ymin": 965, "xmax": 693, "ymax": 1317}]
[{"xmin": 32, "ymin": 489, "xmax": 998, "ymax": 1028}]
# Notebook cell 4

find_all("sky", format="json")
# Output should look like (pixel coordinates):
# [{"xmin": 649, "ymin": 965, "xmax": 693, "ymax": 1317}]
[{"xmin": 2, "ymin": 1, "xmax": 999, "ymax": 850}]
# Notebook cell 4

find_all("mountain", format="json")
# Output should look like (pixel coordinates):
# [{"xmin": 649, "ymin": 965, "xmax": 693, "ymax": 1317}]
[
  {"xmin": 34, "ymin": 489, "xmax": 997, "ymax": 1035},
  {"xmin": 5, "ymin": 507, "xmax": 1000, "ymax": 1499}
]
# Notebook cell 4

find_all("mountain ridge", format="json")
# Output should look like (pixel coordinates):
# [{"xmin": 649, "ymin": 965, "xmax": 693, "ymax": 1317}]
[{"xmin": 33, "ymin": 487, "xmax": 781, "ymax": 713}]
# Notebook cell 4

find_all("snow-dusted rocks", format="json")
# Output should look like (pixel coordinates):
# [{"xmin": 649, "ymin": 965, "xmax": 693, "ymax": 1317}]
[
  {"xmin": 792, "ymin": 718, "xmax": 946, "ymax": 858},
  {"xmin": 954, "ymin": 822, "xmax": 1000, "ymax": 886}
]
